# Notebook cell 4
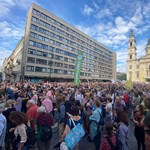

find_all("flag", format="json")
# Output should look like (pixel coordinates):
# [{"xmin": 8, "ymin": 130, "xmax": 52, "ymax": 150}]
[{"xmin": 74, "ymin": 52, "xmax": 83, "ymax": 86}]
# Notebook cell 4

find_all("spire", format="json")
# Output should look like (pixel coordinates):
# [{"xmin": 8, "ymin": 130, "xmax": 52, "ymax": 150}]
[{"xmin": 130, "ymin": 30, "xmax": 134, "ymax": 38}]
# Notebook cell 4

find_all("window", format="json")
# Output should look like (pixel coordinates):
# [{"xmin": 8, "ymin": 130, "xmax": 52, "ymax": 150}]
[
  {"xmin": 36, "ymin": 51, "xmax": 47, "ymax": 57},
  {"xmin": 36, "ymin": 58, "xmax": 47, "ymax": 65},
  {"xmin": 31, "ymin": 24, "xmax": 38, "ymax": 30},
  {"xmin": 28, "ymin": 48, "xmax": 36, "ymax": 55},
  {"xmin": 29, "ymin": 40, "xmax": 36, "ymax": 46},
  {"xmin": 130, "ymin": 42, "xmax": 132, "ymax": 46},
  {"xmin": 137, "ymin": 72, "xmax": 139, "ymax": 78},
  {"xmin": 33, "ymin": 9, "xmax": 40, "ymax": 15},
  {"xmin": 32, "ymin": 17, "xmax": 38, "ymax": 23},
  {"xmin": 26, "ymin": 66, "xmax": 34, "ymax": 71},
  {"xmin": 42, "ymin": 67, "xmax": 47, "ymax": 72},
  {"xmin": 30, "ymin": 32, "xmax": 37, "ymax": 38},
  {"xmin": 35, "ymin": 67, "xmax": 42, "ymax": 72},
  {"xmin": 37, "ymin": 43, "xmax": 48, "ymax": 50},
  {"xmin": 27, "ymin": 57, "xmax": 35, "ymax": 63},
  {"xmin": 136, "ymin": 65, "xmax": 139, "ymax": 69},
  {"xmin": 130, "ymin": 55, "xmax": 132, "ymax": 59}
]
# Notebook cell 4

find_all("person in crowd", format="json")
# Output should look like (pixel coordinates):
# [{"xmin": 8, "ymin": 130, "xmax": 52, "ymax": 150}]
[
  {"xmin": 54, "ymin": 96, "xmax": 66, "ymax": 148},
  {"xmin": 142, "ymin": 97, "xmax": 150, "ymax": 150},
  {"xmin": 105, "ymin": 97, "xmax": 113, "ymax": 122},
  {"xmin": 9, "ymin": 111, "xmax": 28, "ymax": 150},
  {"xmin": 13, "ymin": 92, "xmax": 22, "ymax": 111},
  {"xmin": 133, "ymin": 104, "xmax": 145, "ymax": 150},
  {"xmin": 42, "ymin": 91, "xmax": 53, "ymax": 114},
  {"xmin": 0, "ymin": 104, "xmax": 7, "ymax": 150},
  {"xmin": 3, "ymin": 100, "xmax": 16, "ymax": 150},
  {"xmin": 100, "ymin": 122, "xmax": 117, "ymax": 150},
  {"xmin": 34, "ymin": 106, "xmax": 53, "ymax": 150},
  {"xmin": 116, "ymin": 108, "xmax": 129, "ymax": 150},
  {"xmin": 62, "ymin": 106, "xmax": 82, "ymax": 150},
  {"xmin": 89, "ymin": 99, "xmax": 102, "ymax": 150},
  {"xmin": 114, "ymin": 96, "xmax": 124, "ymax": 110},
  {"xmin": 26, "ymin": 99, "xmax": 39, "ymax": 129}
]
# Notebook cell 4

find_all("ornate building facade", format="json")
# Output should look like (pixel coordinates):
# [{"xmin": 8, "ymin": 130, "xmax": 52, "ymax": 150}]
[{"xmin": 127, "ymin": 31, "xmax": 150, "ymax": 82}]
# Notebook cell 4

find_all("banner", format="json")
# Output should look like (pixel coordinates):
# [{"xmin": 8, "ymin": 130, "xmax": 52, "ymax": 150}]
[{"xmin": 74, "ymin": 52, "xmax": 83, "ymax": 86}]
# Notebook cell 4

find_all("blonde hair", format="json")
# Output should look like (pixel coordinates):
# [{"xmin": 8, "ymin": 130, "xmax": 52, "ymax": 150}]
[{"xmin": 37, "ymin": 106, "xmax": 46, "ymax": 113}]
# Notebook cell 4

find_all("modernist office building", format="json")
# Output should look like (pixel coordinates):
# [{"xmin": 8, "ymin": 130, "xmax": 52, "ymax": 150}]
[{"xmin": 4, "ymin": 3, "xmax": 116, "ymax": 82}]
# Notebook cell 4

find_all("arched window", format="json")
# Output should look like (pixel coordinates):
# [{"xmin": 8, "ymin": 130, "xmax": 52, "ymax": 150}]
[
  {"xmin": 130, "ymin": 55, "xmax": 132, "ymax": 59},
  {"xmin": 130, "ymin": 42, "xmax": 132, "ymax": 46}
]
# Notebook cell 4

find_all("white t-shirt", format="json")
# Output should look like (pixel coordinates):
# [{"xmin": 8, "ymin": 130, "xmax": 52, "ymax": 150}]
[{"xmin": 106, "ymin": 102, "xmax": 112, "ymax": 116}]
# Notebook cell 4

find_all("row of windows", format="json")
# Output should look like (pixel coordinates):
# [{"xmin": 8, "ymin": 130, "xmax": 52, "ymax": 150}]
[
  {"xmin": 31, "ymin": 17, "xmax": 112, "ymax": 58},
  {"xmin": 27, "ymin": 56, "xmax": 75, "ymax": 64},
  {"xmin": 30, "ymin": 24, "xmax": 112, "ymax": 61},
  {"xmin": 29, "ymin": 37, "xmax": 112, "ymax": 65},
  {"xmin": 32, "ymin": 8, "xmax": 113, "ymax": 56}
]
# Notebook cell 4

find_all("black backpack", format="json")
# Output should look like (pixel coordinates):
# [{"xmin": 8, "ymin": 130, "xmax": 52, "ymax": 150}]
[
  {"xmin": 41, "ymin": 125, "xmax": 52, "ymax": 141},
  {"xmin": 25, "ymin": 126, "xmax": 36, "ymax": 146}
]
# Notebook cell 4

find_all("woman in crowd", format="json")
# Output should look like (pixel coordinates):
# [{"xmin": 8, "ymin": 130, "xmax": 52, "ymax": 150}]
[
  {"xmin": 89, "ymin": 99, "xmax": 102, "ymax": 150},
  {"xmin": 100, "ymin": 122, "xmax": 117, "ymax": 150},
  {"xmin": 142, "ymin": 97, "xmax": 150, "ymax": 150},
  {"xmin": 0, "ymin": 104, "xmax": 7, "ymax": 150},
  {"xmin": 34, "ymin": 106, "xmax": 53, "ymax": 150},
  {"xmin": 105, "ymin": 97, "xmax": 113, "ymax": 122},
  {"xmin": 9, "ymin": 111, "xmax": 28, "ymax": 150},
  {"xmin": 3, "ymin": 100, "xmax": 16, "ymax": 150},
  {"xmin": 116, "ymin": 108, "xmax": 129, "ymax": 150},
  {"xmin": 62, "ymin": 106, "xmax": 82, "ymax": 150},
  {"xmin": 133, "ymin": 104, "xmax": 145, "ymax": 150}
]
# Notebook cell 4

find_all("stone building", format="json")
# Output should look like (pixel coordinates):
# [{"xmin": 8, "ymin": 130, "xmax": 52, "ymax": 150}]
[{"xmin": 126, "ymin": 31, "xmax": 150, "ymax": 82}]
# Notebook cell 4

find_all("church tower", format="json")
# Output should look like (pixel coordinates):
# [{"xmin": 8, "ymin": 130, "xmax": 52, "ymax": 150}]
[
  {"xmin": 126, "ymin": 30, "xmax": 137, "ymax": 81},
  {"xmin": 145, "ymin": 39, "xmax": 150, "ymax": 55}
]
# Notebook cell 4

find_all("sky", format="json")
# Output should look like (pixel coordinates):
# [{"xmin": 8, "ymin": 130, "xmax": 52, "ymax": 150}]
[{"xmin": 0, "ymin": 0, "xmax": 150, "ymax": 73}]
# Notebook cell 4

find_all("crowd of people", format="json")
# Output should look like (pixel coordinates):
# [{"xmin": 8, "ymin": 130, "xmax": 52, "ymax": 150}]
[{"xmin": 0, "ymin": 81, "xmax": 150, "ymax": 150}]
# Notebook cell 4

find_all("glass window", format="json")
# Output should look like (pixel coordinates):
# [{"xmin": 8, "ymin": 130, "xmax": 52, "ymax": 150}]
[
  {"xmin": 30, "ymin": 32, "xmax": 37, "ymax": 38},
  {"xmin": 29, "ymin": 40, "xmax": 36, "ymax": 46},
  {"xmin": 26, "ymin": 65, "xmax": 34, "ymax": 71},
  {"xmin": 28, "ymin": 48, "xmax": 36, "ymax": 55},
  {"xmin": 32, "ymin": 17, "xmax": 38, "ymax": 23},
  {"xmin": 31, "ymin": 24, "xmax": 38, "ymax": 30},
  {"xmin": 36, "ymin": 58, "xmax": 47, "ymax": 65},
  {"xmin": 35, "ymin": 67, "xmax": 42, "ymax": 72},
  {"xmin": 33, "ymin": 9, "xmax": 40, "ymax": 15},
  {"xmin": 27, "ymin": 57, "xmax": 35, "ymax": 63},
  {"xmin": 42, "ymin": 67, "xmax": 47, "ymax": 72}
]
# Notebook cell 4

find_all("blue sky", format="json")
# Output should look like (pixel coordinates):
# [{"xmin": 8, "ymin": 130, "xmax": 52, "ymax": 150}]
[{"xmin": 0, "ymin": 0, "xmax": 150, "ymax": 72}]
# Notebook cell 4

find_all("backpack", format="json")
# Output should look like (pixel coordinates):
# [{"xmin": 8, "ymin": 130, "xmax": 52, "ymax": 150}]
[
  {"xmin": 97, "ymin": 110, "xmax": 104, "ymax": 131},
  {"xmin": 106, "ymin": 134, "xmax": 122, "ymax": 150},
  {"xmin": 25, "ymin": 126, "xmax": 36, "ymax": 146},
  {"xmin": 41, "ymin": 125, "xmax": 52, "ymax": 141}
]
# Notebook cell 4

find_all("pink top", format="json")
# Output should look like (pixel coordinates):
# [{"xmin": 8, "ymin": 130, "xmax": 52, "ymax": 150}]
[{"xmin": 42, "ymin": 98, "xmax": 53, "ymax": 113}]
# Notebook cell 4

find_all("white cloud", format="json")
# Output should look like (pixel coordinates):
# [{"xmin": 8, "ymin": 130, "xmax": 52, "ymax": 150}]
[
  {"xmin": 95, "ymin": 8, "xmax": 112, "ymax": 19},
  {"xmin": 0, "ymin": 21, "xmax": 24, "ymax": 39},
  {"xmin": 0, "ymin": 0, "xmax": 37, "ymax": 18},
  {"xmin": 0, "ymin": 49, "xmax": 12, "ymax": 65},
  {"xmin": 83, "ymin": 5, "xmax": 94, "ymax": 16},
  {"xmin": 0, "ymin": 0, "xmax": 15, "ymax": 17}
]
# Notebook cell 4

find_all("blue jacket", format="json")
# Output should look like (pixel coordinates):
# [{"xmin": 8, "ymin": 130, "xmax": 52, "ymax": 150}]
[
  {"xmin": 0, "ymin": 113, "xmax": 7, "ymax": 146},
  {"xmin": 89, "ymin": 108, "xmax": 102, "ymax": 138}
]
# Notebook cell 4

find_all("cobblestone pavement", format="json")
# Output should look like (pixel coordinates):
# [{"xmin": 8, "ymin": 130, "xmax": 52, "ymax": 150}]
[{"xmin": 50, "ymin": 121, "xmax": 137, "ymax": 150}]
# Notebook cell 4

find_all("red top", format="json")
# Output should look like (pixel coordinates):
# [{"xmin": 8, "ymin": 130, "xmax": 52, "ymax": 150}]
[
  {"xmin": 26, "ymin": 105, "xmax": 39, "ymax": 128},
  {"xmin": 124, "ymin": 94, "xmax": 129, "ymax": 104},
  {"xmin": 100, "ymin": 134, "xmax": 116, "ymax": 150}
]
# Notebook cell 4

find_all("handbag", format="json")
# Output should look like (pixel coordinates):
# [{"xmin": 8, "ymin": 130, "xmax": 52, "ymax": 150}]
[
  {"xmin": 60, "ymin": 142, "xmax": 69, "ymax": 150},
  {"xmin": 65, "ymin": 118, "xmax": 85, "ymax": 150}
]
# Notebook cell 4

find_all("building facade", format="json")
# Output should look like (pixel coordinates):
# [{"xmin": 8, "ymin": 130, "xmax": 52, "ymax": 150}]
[
  {"xmin": 4, "ymin": 3, "xmax": 116, "ymax": 82},
  {"xmin": 127, "ymin": 31, "xmax": 150, "ymax": 82},
  {"xmin": 4, "ymin": 37, "xmax": 24, "ymax": 82}
]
